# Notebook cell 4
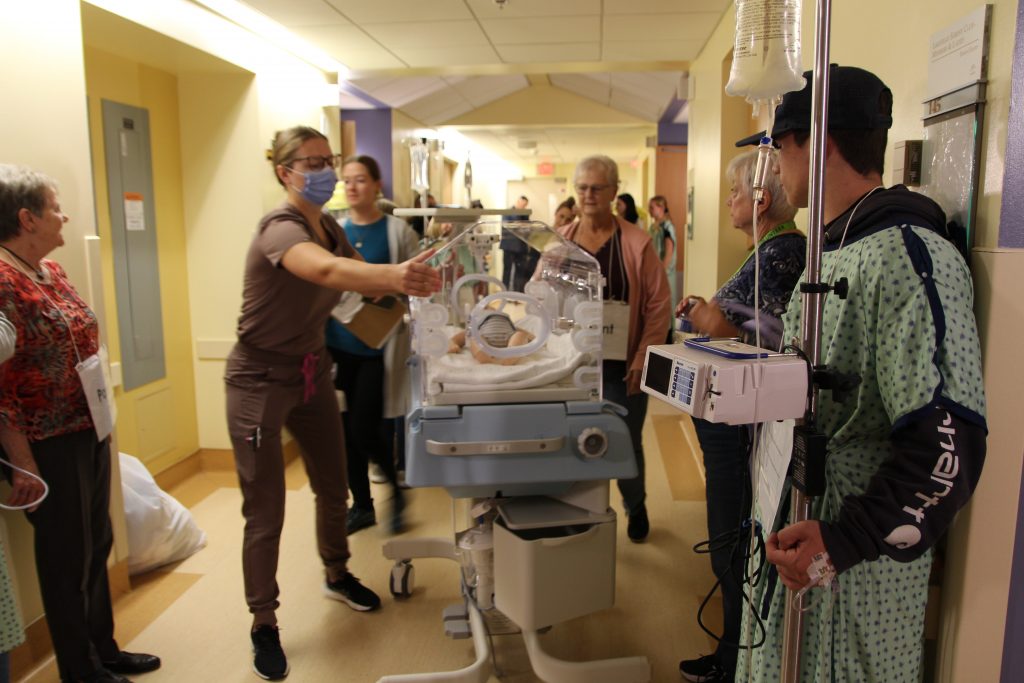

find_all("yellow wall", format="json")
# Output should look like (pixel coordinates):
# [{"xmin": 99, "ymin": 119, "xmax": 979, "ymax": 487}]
[
  {"xmin": 0, "ymin": 0, "xmax": 120, "ymax": 630},
  {"xmin": 83, "ymin": 46, "xmax": 201, "ymax": 474},
  {"xmin": 686, "ymin": 1, "xmax": 1020, "ymax": 680}
]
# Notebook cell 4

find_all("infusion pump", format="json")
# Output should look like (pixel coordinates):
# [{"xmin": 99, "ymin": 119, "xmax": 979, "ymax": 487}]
[{"xmin": 641, "ymin": 339, "xmax": 808, "ymax": 425}]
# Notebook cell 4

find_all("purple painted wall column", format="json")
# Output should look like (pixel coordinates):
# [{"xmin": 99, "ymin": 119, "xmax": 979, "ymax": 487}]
[
  {"xmin": 997, "ymin": 0, "xmax": 1024, "ymax": 248},
  {"xmin": 1000, "ymin": 2, "xmax": 1024, "ymax": 682},
  {"xmin": 341, "ymin": 109, "xmax": 394, "ymax": 199}
]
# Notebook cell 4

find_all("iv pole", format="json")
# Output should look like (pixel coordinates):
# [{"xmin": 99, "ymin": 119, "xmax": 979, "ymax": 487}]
[{"xmin": 780, "ymin": 0, "xmax": 832, "ymax": 680}]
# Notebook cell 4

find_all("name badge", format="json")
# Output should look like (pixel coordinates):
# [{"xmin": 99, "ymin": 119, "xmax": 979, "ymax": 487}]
[
  {"xmin": 602, "ymin": 300, "xmax": 630, "ymax": 361},
  {"xmin": 76, "ymin": 346, "xmax": 116, "ymax": 441}
]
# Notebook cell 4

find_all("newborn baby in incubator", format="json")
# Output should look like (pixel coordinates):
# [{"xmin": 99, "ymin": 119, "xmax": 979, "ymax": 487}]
[{"xmin": 447, "ymin": 311, "xmax": 535, "ymax": 365}]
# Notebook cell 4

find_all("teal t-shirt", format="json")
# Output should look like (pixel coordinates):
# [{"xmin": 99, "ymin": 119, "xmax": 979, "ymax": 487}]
[{"xmin": 326, "ymin": 216, "xmax": 389, "ymax": 356}]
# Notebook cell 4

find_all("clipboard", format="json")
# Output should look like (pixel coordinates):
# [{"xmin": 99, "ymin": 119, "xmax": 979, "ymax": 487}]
[{"xmin": 331, "ymin": 293, "xmax": 407, "ymax": 349}]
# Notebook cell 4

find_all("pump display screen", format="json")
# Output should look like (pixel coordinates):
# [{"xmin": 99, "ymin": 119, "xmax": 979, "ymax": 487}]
[{"xmin": 643, "ymin": 351, "xmax": 673, "ymax": 396}]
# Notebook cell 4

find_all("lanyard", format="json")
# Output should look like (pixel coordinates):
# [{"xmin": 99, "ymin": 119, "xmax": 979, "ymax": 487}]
[{"xmin": 728, "ymin": 221, "xmax": 799, "ymax": 281}]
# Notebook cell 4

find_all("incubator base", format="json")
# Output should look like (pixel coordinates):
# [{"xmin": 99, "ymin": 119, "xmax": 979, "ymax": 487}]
[{"xmin": 376, "ymin": 511, "xmax": 651, "ymax": 683}]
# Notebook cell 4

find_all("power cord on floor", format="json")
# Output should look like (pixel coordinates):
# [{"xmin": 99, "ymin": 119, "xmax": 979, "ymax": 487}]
[{"xmin": 692, "ymin": 518, "xmax": 769, "ymax": 650}]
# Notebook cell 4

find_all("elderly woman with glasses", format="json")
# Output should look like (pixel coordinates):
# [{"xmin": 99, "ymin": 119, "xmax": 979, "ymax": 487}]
[
  {"xmin": 225, "ymin": 126, "xmax": 440, "ymax": 680},
  {"xmin": 557, "ymin": 155, "xmax": 671, "ymax": 543},
  {"xmin": 0, "ymin": 165, "xmax": 160, "ymax": 683},
  {"xmin": 676, "ymin": 149, "xmax": 804, "ymax": 683}
]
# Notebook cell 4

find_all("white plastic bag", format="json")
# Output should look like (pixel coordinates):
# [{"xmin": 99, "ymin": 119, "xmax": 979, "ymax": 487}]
[
  {"xmin": 119, "ymin": 453, "xmax": 207, "ymax": 575},
  {"xmin": 726, "ymin": 0, "xmax": 805, "ymax": 105}
]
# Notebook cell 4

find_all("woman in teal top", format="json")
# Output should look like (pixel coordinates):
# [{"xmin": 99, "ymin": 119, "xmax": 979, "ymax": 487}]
[{"xmin": 327, "ymin": 155, "xmax": 420, "ymax": 536}]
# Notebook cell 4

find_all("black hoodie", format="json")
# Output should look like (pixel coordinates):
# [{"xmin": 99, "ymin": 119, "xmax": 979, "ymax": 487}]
[
  {"xmin": 811, "ymin": 185, "xmax": 987, "ymax": 574},
  {"xmin": 823, "ymin": 184, "xmax": 949, "ymax": 248}
]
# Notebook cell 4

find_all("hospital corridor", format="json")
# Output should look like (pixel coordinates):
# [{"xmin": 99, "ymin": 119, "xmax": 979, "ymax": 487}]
[{"xmin": 2, "ymin": 1, "xmax": 1024, "ymax": 683}]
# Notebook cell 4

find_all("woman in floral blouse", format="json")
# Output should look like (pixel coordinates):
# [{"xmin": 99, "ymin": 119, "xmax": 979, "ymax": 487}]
[{"xmin": 0, "ymin": 165, "xmax": 159, "ymax": 683}]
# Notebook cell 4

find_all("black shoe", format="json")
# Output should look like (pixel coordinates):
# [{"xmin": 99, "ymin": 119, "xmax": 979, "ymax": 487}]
[
  {"xmin": 627, "ymin": 505, "xmax": 649, "ymax": 542},
  {"xmin": 323, "ymin": 572, "xmax": 381, "ymax": 611},
  {"xmin": 79, "ymin": 670, "xmax": 131, "ymax": 683},
  {"xmin": 251, "ymin": 625, "xmax": 289, "ymax": 680},
  {"xmin": 346, "ymin": 505, "xmax": 376, "ymax": 534},
  {"xmin": 679, "ymin": 654, "xmax": 731, "ymax": 682},
  {"xmin": 102, "ymin": 651, "xmax": 161, "ymax": 675}
]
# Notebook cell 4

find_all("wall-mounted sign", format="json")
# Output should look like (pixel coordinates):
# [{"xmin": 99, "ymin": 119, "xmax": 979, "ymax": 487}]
[
  {"xmin": 124, "ymin": 192, "xmax": 146, "ymax": 232},
  {"xmin": 536, "ymin": 162, "xmax": 555, "ymax": 176},
  {"xmin": 927, "ymin": 5, "xmax": 991, "ymax": 100}
]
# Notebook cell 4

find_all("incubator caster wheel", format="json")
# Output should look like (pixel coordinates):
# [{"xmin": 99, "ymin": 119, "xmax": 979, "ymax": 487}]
[{"xmin": 390, "ymin": 560, "xmax": 415, "ymax": 598}]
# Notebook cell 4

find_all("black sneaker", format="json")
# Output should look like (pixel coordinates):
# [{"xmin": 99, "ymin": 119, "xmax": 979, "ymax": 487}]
[
  {"xmin": 627, "ymin": 505, "xmax": 650, "ymax": 542},
  {"xmin": 251, "ymin": 625, "xmax": 289, "ymax": 680},
  {"xmin": 324, "ymin": 572, "xmax": 381, "ymax": 611},
  {"xmin": 679, "ymin": 654, "xmax": 731, "ymax": 682},
  {"xmin": 346, "ymin": 505, "xmax": 376, "ymax": 534}
]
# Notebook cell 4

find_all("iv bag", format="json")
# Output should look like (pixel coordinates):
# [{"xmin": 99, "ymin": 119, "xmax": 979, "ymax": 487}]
[
  {"xmin": 410, "ymin": 140, "xmax": 429, "ymax": 194},
  {"xmin": 726, "ymin": 0, "xmax": 805, "ymax": 105}
]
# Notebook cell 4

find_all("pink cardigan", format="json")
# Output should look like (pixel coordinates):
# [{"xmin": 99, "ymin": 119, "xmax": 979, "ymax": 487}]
[{"xmin": 559, "ymin": 217, "xmax": 672, "ymax": 394}]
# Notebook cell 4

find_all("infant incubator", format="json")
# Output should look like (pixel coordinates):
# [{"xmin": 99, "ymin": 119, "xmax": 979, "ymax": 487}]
[{"xmin": 378, "ymin": 218, "xmax": 651, "ymax": 682}]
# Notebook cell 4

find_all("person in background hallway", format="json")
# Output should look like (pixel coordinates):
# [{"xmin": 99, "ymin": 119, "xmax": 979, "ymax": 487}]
[
  {"xmin": 0, "ymin": 165, "xmax": 160, "ymax": 683},
  {"xmin": 224, "ymin": 127, "xmax": 440, "ymax": 681},
  {"xmin": 648, "ymin": 195, "xmax": 679, "ymax": 307},
  {"xmin": 0, "ymin": 311, "xmax": 23, "ymax": 683},
  {"xmin": 407, "ymin": 193, "xmax": 436, "ymax": 238},
  {"xmin": 554, "ymin": 197, "xmax": 576, "ymax": 228},
  {"xmin": 738, "ymin": 65, "xmax": 986, "ymax": 682},
  {"xmin": 676, "ymin": 149, "xmax": 804, "ymax": 683},
  {"xmin": 615, "ymin": 192, "xmax": 639, "ymax": 226},
  {"xmin": 558, "ymin": 156, "xmax": 671, "ymax": 542},
  {"xmin": 327, "ymin": 155, "xmax": 418, "ymax": 536},
  {"xmin": 500, "ymin": 195, "xmax": 534, "ymax": 292}
]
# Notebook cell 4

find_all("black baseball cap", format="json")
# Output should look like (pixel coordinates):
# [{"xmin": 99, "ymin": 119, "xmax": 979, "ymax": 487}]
[{"xmin": 735, "ymin": 65, "xmax": 893, "ymax": 147}]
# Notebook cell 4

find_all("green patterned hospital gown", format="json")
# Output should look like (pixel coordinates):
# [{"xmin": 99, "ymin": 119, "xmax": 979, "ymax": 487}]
[{"xmin": 739, "ymin": 222, "xmax": 986, "ymax": 683}]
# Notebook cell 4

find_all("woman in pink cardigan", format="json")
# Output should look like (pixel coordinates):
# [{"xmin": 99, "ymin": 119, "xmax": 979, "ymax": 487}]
[{"xmin": 557, "ymin": 155, "xmax": 672, "ymax": 542}]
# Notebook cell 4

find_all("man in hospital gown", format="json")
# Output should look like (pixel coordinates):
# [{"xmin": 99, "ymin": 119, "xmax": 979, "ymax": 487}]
[{"xmin": 736, "ymin": 65, "xmax": 987, "ymax": 681}]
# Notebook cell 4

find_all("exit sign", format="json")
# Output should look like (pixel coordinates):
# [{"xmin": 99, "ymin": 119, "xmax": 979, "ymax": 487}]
[{"xmin": 537, "ymin": 162, "xmax": 555, "ymax": 176}]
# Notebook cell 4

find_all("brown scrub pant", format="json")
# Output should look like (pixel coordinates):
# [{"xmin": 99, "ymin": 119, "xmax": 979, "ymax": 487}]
[{"xmin": 225, "ymin": 344, "xmax": 350, "ymax": 625}]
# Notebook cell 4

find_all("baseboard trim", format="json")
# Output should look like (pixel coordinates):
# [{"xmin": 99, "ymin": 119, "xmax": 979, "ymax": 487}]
[
  {"xmin": 153, "ymin": 440, "xmax": 301, "ymax": 491},
  {"xmin": 10, "ymin": 615, "xmax": 52, "ymax": 682}
]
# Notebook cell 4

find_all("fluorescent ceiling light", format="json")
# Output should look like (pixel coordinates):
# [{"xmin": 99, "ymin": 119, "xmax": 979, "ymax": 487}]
[{"xmin": 192, "ymin": 0, "xmax": 348, "ymax": 77}]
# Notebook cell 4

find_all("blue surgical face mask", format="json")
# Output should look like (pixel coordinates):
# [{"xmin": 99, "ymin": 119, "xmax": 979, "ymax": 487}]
[{"xmin": 290, "ymin": 167, "xmax": 337, "ymax": 206}]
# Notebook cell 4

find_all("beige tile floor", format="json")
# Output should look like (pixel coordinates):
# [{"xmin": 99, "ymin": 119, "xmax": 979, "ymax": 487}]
[{"xmin": 20, "ymin": 401, "xmax": 724, "ymax": 683}]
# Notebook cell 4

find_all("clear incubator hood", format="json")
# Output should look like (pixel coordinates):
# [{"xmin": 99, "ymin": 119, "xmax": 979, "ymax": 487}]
[{"xmin": 407, "ymin": 220, "xmax": 606, "ymax": 408}]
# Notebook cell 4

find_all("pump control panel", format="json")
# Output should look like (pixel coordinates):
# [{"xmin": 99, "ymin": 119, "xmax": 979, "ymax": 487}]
[{"xmin": 641, "ymin": 339, "xmax": 808, "ymax": 425}]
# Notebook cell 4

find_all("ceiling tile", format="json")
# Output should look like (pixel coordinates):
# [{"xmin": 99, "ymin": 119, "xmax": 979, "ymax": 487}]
[
  {"xmin": 466, "ymin": 0, "xmax": 600, "ymax": 20},
  {"xmin": 495, "ymin": 43, "xmax": 600, "ymax": 63},
  {"xmin": 403, "ymin": 88, "xmax": 475, "ymax": 124},
  {"xmin": 482, "ymin": 16, "xmax": 600, "ymax": 45},
  {"xmin": 608, "ymin": 90, "xmax": 662, "ymax": 121},
  {"xmin": 602, "ymin": 40, "xmax": 704, "ymax": 61},
  {"xmin": 604, "ymin": 0, "xmax": 730, "ymax": 14},
  {"xmin": 323, "ymin": 0, "xmax": 473, "ymax": 24},
  {"xmin": 362, "ymin": 21, "xmax": 490, "ymax": 49},
  {"xmin": 602, "ymin": 13, "xmax": 722, "ymax": 42},
  {"xmin": 290, "ymin": 24, "xmax": 405, "ymax": 69},
  {"xmin": 351, "ymin": 76, "xmax": 448, "ymax": 107},
  {"xmin": 549, "ymin": 73, "xmax": 610, "ymax": 103},
  {"xmin": 241, "ymin": 0, "xmax": 349, "ymax": 27},
  {"xmin": 391, "ymin": 44, "xmax": 502, "ymax": 68},
  {"xmin": 449, "ymin": 75, "xmax": 529, "ymax": 106}
]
